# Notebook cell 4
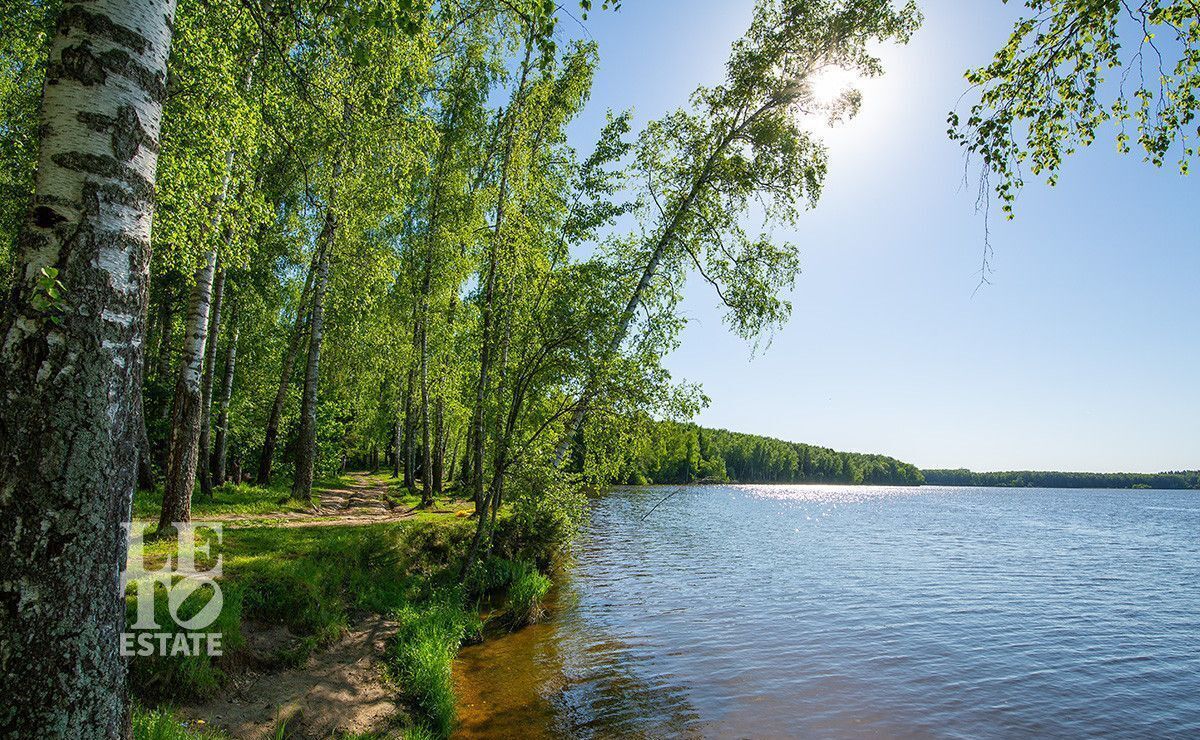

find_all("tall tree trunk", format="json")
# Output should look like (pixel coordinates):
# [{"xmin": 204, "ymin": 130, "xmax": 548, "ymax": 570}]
[
  {"xmin": 212, "ymin": 298, "xmax": 238, "ymax": 486},
  {"xmin": 197, "ymin": 267, "xmax": 225, "ymax": 499},
  {"xmin": 292, "ymin": 202, "xmax": 335, "ymax": 500},
  {"xmin": 0, "ymin": 0, "xmax": 178, "ymax": 732},
  {"xmin": 432, "ymin": 395, "xmax": 445, "ymax": 495},
  {"xmin": 160, "ymin": 250, "xmax": 217, "ymax": 527},
  {"xmin": 470, "ymin": 33, "xmax": 534, "ymax": 516},
  {"xmin": 152, "ymin": 283, "xmax": 175, "ymax": 382},
  {"xmin": 446, "ymin": 428, "xmax": 460, "ymax": 488},
  {"xmin": 136, "ymin": 391, "xmax": 156, "ymax": 491},
  {"xmin": 463, "ymin": 423, "xmax": 475, "ymax": 495},
  {"xmin": 553, "ymin": 102, "xmax": 770, "ymax": 466},
  {"xmin": 160, "ymin": 46, "xmax": 259, "ymax": 509},
  {"xmin": 152, "ymin": 283, "xmax": 176, "ymax": 469},
  {"xmin": 136, "ymin": 312, "xmax": 156, "ymax": 490},
  {"xmin": 420, "ymin": 319, "xmax": 433, "ymax": 505},
  {"xmin": 391, "ymin": 400, "xmax": 402, "ymax": 479},
  {"xmin": 256, "ymin": 260, "xmax": 312, "ymax": 485},
  {"xmin": 402, "ymin": 367, "xmax": 416, "ymax": 489}
]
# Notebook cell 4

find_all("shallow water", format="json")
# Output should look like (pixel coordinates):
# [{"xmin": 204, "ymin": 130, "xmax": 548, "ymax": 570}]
[{"xmin": 453, "ymin": 485, "xmax": 1200, "ymax": 738}]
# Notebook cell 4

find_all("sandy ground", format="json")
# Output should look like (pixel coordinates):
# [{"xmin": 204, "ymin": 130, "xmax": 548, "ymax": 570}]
[
  {"xmin": 187, "ymin": 617, "xmax": 401, "ymax": 738},
  {"xmin": 181, "ymin": 475, "xmax": 433, "ymax": 738}
]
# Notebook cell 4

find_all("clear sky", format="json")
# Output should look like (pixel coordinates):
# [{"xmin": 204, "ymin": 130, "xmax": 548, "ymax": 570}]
[{"xmin": 561, "ymin": 0, "xmax": 1200, "ymax": 474}]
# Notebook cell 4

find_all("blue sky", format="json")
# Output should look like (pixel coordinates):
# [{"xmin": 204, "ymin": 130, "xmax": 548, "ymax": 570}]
[{"xmin": 562, "ymin": 0, "xmax": 1200, "ymax": 473}]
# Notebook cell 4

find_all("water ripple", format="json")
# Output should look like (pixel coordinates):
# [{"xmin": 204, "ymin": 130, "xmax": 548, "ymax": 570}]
[{"xmin": 454, "ymin": 485, "xmax": 1200, "ymax": 738}]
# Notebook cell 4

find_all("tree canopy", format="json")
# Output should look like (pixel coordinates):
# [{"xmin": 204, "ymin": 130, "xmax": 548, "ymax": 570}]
[{"xmin": 950, "ymin": 1, "xmax": 1200, "ymax": 216}]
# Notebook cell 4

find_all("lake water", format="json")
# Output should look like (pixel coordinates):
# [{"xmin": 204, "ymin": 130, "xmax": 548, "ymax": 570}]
[{"xmin": 453, "ymin": 485, "xmax": 1200, "ymax": 738}]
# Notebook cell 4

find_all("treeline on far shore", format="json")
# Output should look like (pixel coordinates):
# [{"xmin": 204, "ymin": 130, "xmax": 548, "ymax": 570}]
[
  {"xmin": 616, "ymin": 422, "xmax": 926, "ymax": 486},
  {"xmin": 922, "ymin": 469, "xmax": 1200, "ymax": 490}
]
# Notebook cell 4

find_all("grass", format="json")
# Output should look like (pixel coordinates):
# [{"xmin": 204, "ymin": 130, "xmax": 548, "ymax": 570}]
[
  {"xmin": 131, "ymin": 475, "xmax": 353, "ymax": 521},
  {"xmin": 387, "ymin": 591, "xmax": 481, "ymax": 737},
  {"xmin": 132, "ymin": 705, "xmax": 229, "ymax": 739},
  {"xmin": 127, "ymin": 506, "xmax": 556, "ymax": 738}
]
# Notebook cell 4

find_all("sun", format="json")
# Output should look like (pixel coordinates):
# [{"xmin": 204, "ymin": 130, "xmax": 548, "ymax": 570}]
[{"xmin": 807, "ymin": 66, "xmax": 862, "ymax": 106}]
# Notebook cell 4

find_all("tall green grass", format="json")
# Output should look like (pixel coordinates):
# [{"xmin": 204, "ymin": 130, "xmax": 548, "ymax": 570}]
[{"xmin": 386, "ymin": 591, "xmax": 481, "ymax": 737}]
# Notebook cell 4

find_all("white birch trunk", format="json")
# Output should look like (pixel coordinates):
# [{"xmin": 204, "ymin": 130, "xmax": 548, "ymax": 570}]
[{"xmin": 0, "ymin": 0, "xmax": 178, "ymax": 733}]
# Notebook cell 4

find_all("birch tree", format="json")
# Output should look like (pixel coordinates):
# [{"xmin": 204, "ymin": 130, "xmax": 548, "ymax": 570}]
[
  {"xmin": 557, "ymin": 0, "xmax": 921, "ymax": 463},
  {"xmin": 0, "ymin": 0, "xmax": 178, "ymax": 731},
  {"xmin": 158, "ymin": 2, "xmax": 263, "ymax": 526}
]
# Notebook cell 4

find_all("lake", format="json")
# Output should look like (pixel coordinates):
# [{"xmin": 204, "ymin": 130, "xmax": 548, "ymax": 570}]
[{"xmin": 453, "ymin": 485, "xmax": 1200, "ymax": 738}]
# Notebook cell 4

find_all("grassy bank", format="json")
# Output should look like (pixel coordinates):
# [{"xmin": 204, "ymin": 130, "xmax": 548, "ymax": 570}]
[{"xmin": 127, "ymin": 479, "xmax": 559, "ymax": 738}]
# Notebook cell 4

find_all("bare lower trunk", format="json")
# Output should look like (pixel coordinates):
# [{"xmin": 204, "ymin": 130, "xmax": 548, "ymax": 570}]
[
  {"xmin": 402, "ymin": 367, "xmax": 415, "ymax": 489},
  {"xmin": 432, "ymin": 396, "xmax": 445, "ymax": 495},
  {"xmin": 463, "ymin": 424, "xmax": 475, "ymax": 495},
  {"xmin": 0, "ymin": 0, "xmax": 177, "ymax": 732},
  {"xmin": 197, "ymin": 267, "xmax": 225, "ymax": 498},
  {"xmin": 160, "ymin": 250, "xmax": 217, "ymax": 527},
  {"xmin": 136, "ymin": 391, "xmax": 156, "ymax": 490},
  {"xmin": 391, "ymin": 400, "xmax": 402, "ymax": 479},
  {"xmin": 419, "ymin": 322, "xmax": 433, "ymax": 506},
  {"xmin": 212, "ymin": 300, "xmax": 238, "ymax": 485},
  {"xmin": 153, "ymin": 284, "xmax": 175, "ymax": 383},
  {"xmin": 446, "ymin": 429, "xmax": 460, "ymax": 487},
  {"xmin": 292, "ymin": 210, "xmax": 334, "ymax": 500},
  {"xmin": 257, "ymin": 263, "xmax": 312, "ymax": 485}
]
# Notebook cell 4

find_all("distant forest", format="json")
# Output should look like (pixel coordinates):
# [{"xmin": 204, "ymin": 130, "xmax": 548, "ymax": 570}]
[
  {"xmin": 922, "ymin": 469, "xmax": 1200, "ymax": 490},
  {"xmin": 617, "ymin": 422, "xmax": 925, "ymax": 486},
  {"xmin": 617, "ymin": 427, "xmax": 1199, "ymax": 490}
]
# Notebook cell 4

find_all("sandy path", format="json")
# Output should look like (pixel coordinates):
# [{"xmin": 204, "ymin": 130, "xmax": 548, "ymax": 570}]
[
  {"xmin": 175, "ymin": 475, "xmax": 474, "ymax": 738},
  {"xmin": 187, "ymin": 617, "xmax": 401, "ymax": 739}
]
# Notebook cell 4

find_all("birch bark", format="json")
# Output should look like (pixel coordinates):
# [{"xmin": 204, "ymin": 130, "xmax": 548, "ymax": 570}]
[{"xmin": 0, "ymin": 0, "xmax": 178, "ymax": 732}]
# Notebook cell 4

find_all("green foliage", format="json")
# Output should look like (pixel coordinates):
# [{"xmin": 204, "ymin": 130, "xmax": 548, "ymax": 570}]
[
  {"xmin": 618, "ymin": 420, "xmax": 924, "ymax": 486},
  {"xmin": 501, "ymin": 560, "xmax": 551, "ymax": 627},
  {"xmin": 125, "ymin": 582, "xmax": 245, "ymax": 702},
  {"xmin": 112, "ymin": 0, "xmax": 919, "ymax": 551},
  {"xmin": 490, "ymin": 464, "xmax": 587, "ymax": 568},
  {"xmin": 5, "ymin": 0, "xmax": 931, "ymax": 734},
  {"xmin": 0, "ymin": 0, "xmax": 55, "ymax": 290},
  {"xmin": 951, "ymin": 1, "xmax": 1200, "ymax": 216},
  {"xmin": 125, "ymin": 515, "xmax": 565, "ymax": 734},
  {"xmin": 29, "ymin": 266, "xmax": 66, "ymax": 323},
  {"xmin": 465, "ymin": 556, "xmax": 551, "ymax": 627},
  {"xmin": 923, "ymin": 468, "xmax": 1200, "ymax": 489},
  {"xmin": 130, "ymin": 478, "xmax": 334, "ymax": 520}
]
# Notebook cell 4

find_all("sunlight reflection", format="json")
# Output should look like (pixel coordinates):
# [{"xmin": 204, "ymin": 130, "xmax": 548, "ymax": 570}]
[{"xmin": 735, "ymin": 483, "xmax": 926, "ymax": 504}]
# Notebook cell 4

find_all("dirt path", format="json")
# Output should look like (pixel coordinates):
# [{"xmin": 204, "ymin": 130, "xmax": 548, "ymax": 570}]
[
  {"xmin": 173, "ymin": 475, "xmax": 478, "ymax": 737},
  {"xmin": 201, "ymin": 473, "xmax": 432, "ymax": 528},
  {"xmin": 187, "ymin": 617, "xmax": 401, "ymax": 739},
  {"xmin": 176, "ymin": 475, "xmax": 475, "ymax": 737}
]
